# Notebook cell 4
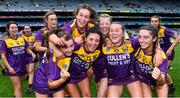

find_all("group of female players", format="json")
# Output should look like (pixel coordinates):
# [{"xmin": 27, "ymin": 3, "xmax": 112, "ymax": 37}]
[{"xmin": 0, "ymin": 3, "xmax": 179, "ymax": 98}]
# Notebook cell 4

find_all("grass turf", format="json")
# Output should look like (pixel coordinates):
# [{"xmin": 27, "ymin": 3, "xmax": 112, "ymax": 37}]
[{"xmin": 0, "ymin": 44, "xmax": 180, "ymax": 97}]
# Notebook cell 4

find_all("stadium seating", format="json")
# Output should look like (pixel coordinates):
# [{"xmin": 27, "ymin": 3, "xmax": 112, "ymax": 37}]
[
  {"xmin": 0, "ymin": 0, "xmax": 179, "ymax": 13},
  {"xmin": 0, "ymin": 0, "xmax": 179, "ymax": 33}
]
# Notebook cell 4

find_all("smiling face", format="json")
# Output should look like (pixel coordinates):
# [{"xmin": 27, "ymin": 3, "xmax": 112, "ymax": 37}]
[
  {"xmin": 8, "ymin": 23, "xmax": 18, "ymax": 36},
  {"xmin": 24, "ymin": 25, "xmax": 31, "ymax": 35},
  {"xmin": 138, "ymin": 29, "xmax": 156, "ymax": 50},
  {"xmin": 45, "ymin": 14, "xmax": 57, "ymax": 29},
  {"xmin": 76, "ymin": 8, "xmax": 90, "ymax": 28},
  {"xmin": 99, "ymin": 17, "xmax": 111, "ymax": 35},
  {"xmin": 85, "ymin": 33, "xmax": 100, "ymax": 52},
  {"xmin": 150, "ymin": 17, "xmax": 160, "ymax": 29},
  {"xmin": 60, "ymin": 39, "xmax": 74, "ymax": 56},
  {"xmin": 109, "ymin": 24, "xmax": 124, "ymax": 45}
]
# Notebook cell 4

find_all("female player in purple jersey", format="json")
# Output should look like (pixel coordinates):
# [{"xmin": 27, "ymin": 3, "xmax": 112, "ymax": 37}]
[
  {"xmin": 101, "ymin": 23, "xmax": 143, "ymax": 97},
  {"xmin": 35, "ymin": 11, "xmax": 66, "ymax": 62},
  {"xmin": 46, "ymin": 5, "xmax": 97, "ymax": 96},
  {"xmin": 0, "ymin": 21, "xmax": 36, "ymax": 97},
  {"xmin": 135, "ymin": 25, "xmax": 168, "ymax": 97},
  {"xmin": 63, "ymin": 3, "xmax": 98, "ymax": 88},
  {"xmin": 151, "ymin": 15, "xmax": 180, "ymax": 97},
  {"xmin": 63, "ymin": 3, "xmax": 97, "ymax": 44},
  {"xmin": 33, "ymin": 30, "xmax": 74, "ymax": 97},
  {"xmin": 66, "ymin": 27, "xmax": 103, "ymax": 97},
  {"xmin": 97, "ymin": 23, "xmax": 163, "ymax": 97},
  {"xmin": 92, "ymin": 13, "xmax": 112, "ymax": 97},
  {"xmin": 98, "ymin": 13, "xmax": 112, "ymax": 47},
  {"xmin": 35, "ymin": 11, "xmax": 57, "ymax": 62},
  {"xmin": 21, "ymin": 24, "xmax": 37, "ymax": 94},
  {"xmin": 98, "ymin": 14, "xmax": 111, "ymax": 38}
]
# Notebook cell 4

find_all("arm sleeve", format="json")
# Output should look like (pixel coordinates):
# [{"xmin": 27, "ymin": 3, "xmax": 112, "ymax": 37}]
[
  {"xmin": 92, "ymin": 53, "xmax": 107, "ymax": 72},
  {"xmin": 46, "ymin": 64, "xmax": 57, "ymax": 80},
  {"xmin": 35, "ymin": 30, "xmax": 44, "ymax": 42},
  {"xmin": 165, "ymin": 28, "xmax": 175, "ymax": 37},
  {"xmin": 0, "ymin": 41, "xmax": 7, "ymax": 53},
  {"xmin": 73, "ymin": 40, "xmax": 81, "ymax": 51},
  {"xmin": 159, "ymin": 58, "xmax": 168, "ymax": 74},
  {"xmin": 130, "ymin": 37, "xmax": 140, "ymax": 49},
  {"xmin": 63, "ymin": 22, "xmax": 73, "ymax": 34},
  {"xmin": 24, "ymin": 39, "xmax": 29, "ymax": 48}
]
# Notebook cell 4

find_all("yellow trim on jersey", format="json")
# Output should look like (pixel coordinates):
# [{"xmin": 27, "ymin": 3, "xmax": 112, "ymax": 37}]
[
  {"xmin": 70, "ymin": 19, "xmax": 77, "ymax": 28},
  {"xmin": 4, "ymin": 37, "xmax": 25, "ymax": 48},
  {"xmin": 21, "ymin": 35, "xmax": 35, "ymax": 43},
  {"xmin": 161, "ymin": 50, "xmax": 166, "ymax": 59},
  {"xmin": 134, "ymin": 48, "xmax": 167, "ymax": 65},
  {"xmin": 70, "ymin": 19, "xmax": 95, "ymax": 28},
  {"xmin": 102, "ymin": 40, "xmax": 134, "ymax": 54},
  {"xmin": 70, "ymin": 19, "xmax": 95, "ymax": 37},
  {"xmin": 88, "ymin": 23, "xmax": 95, "ymax": 28},
  {"xmin": 134, "ymin": 48, "xmax": 153, "ymax": 65},
  {"xmin": 52, "ymin": 53, "xmax": 71, "ymax": 71},
  {"xmin": 75, "ymin": 47, "xmax": 100, "ymax": 62},
  {"xmin": 73, "ymin": 28, "xmax": 81, "ymax": 37},
  {"xmin": 158, "ymin": 26, "xmax": 165, "ymax": 38},
  {"xmin": 70, "ymin": 19, "xmax": 81, "ymax": 37},
  {"xmin": 41, "ymin": 27, "xmax": 49, "ymax": 34}
]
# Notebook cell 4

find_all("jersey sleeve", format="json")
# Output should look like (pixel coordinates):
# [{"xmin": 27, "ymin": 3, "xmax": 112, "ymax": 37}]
[
  {"xmin": 159, "ymin": 50, "xmax": 168, "ymax": 74},
  {"xmin": 159, "ymin": 58, "xmax": 168, "ymax": 74},
  {"xmin": 24, "ymin": 39, "xmax": 29, "ymax": 48},
  {"xmin": 73, "ymin": 41, "xmax": 81, "ymax": 51},
  {"xmin": 165, "ymin": 28, "xmax": 175, "ymax": 37},
  {"xmin": 0, "ymin": 40, "xmax": 7, "ymax": 53},
  {"xmin": 92, "ymin": 53, "xmax": 107, "ymax": 70},
  {"xmin": 46, "ymin": 62, "xmax": 60, "ymax": 81},
  {"xmin": 130, "ymin": 37, "xmax": 140, "ymax": 49},
  {"xmin": 63, "ymin": 20, "xmax": 73, "ymax": 34},
  {"xmin": 35, "ymin": 29, "xmax": 44, "ymax": 43}
]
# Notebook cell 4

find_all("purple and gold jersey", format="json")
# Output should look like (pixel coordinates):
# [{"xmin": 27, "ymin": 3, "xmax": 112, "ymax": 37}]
[
  {"xmin": 92, "ymin": 53, "xmax": 108, "ymax": 83},
  {"xmin": 22, "ymin": 35, "xmax": 36, "ymax": 63},
  {"xmin": 158, "ymin": 26, "xmax": 174, "ymax": 51},
  {"xmin": 63, "ymin": 19, "xmax": 94, "ymax": 37},
  {"xmin": 91, "ymin": 37, "xmax": 139, "ymax": 83},
  {"xmin": 35, "ymin": 27, "xmax": 50, "ymax": 62},
  {"xmin": 21, "ymin": 35, "xmax": 35, "ymax": 46},
  {"xmin": 68, "ymin": 46, "xmax": 101, "ymax": 83},
  {"xmin": 134, "ymin": 48, "xmax": 168, "ymax": 86},
  {"xmin": 33, "ymin": 51, "xmax": 71, "ymax": 94},
  {"xmin": 0, "ymin": 36, "xmax": 28, "ymax": 76},
  {"xmin": 102, "ymin": 40, "xmax": 138, "ymax": 85}
]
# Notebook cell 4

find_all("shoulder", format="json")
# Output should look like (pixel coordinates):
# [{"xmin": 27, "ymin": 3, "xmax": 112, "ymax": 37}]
[
  {"xmin": 160, "ymin": 26, "xmax": 166, "ymax": 30},
  {"xmin": 64, "ymin": 19, "xmax": 76, "ymax": 28},
  {"xmin": 37, "ymin": 27, "xmax": 48, "ymax": 34},
  {"xmin": 159, "ymin": 49, "xmax": 167, "ymax": 60},
  {"xmin": 63, "ymin": 19, "xmax": 75, "ymax": 33},
  {"xmin": 87, "ymin": 22, "xmax": 95, "ymax": 28},
  {"xmin": 124, "ymin": 40, "xmax": 134, "ymax": 49},
  {"xmin": 124, "ymin": 40, "xmax": 131, "ymax": 44}
]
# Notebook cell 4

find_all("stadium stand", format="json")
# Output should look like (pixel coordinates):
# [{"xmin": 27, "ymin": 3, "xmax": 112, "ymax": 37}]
[{"xmin": 0, "ymin": 0, "xmax": 179, "ymax": 36}]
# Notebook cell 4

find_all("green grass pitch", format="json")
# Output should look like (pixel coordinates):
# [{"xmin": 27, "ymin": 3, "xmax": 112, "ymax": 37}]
[{"xmin": 0, "ymin": 44, "xmax": 180, "ymax": 97}]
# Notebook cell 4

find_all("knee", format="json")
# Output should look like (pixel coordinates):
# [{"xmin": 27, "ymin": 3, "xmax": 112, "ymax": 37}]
[
  {"xmin": 97, "ymin": 92, "xmax": 106, "ymax": 97},
  {"xmin": 29, "ymin": 70, "xmax": 34, "ymax": 75},
  {"xmin": 14, "ymin": 83, "xmax": 22, "ymax": 89},
  {"xmin": 28, "ymin": 69, "xmax": 34, "ymax": 74},
  {"xmin": 82, "ymin": 91, "xmax": 91, "ymax": 97}
]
